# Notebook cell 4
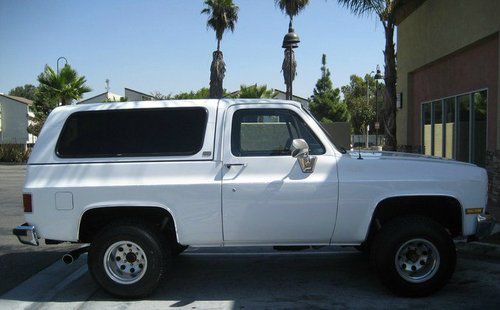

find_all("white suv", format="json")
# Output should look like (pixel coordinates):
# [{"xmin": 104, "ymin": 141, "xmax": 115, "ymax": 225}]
[{"xmin": 13, "ymin": 99, "xmax": 494, "ymax": 298}]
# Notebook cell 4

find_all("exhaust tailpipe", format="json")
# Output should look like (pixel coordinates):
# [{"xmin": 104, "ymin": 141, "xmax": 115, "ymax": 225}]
[{"xmin": 62, "ymin": 245, "xmax": 90, "ymax": 265}]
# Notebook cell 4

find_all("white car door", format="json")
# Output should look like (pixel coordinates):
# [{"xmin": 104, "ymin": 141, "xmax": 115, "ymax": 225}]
[{"xmin": 221, "ymin": 103, "xmax": 339, "ymax": 245}]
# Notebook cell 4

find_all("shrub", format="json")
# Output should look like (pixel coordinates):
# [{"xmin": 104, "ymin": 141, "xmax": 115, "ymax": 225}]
[{"xmin": 0, "ymin": 144, "xmax": 31, "ymax": 163}]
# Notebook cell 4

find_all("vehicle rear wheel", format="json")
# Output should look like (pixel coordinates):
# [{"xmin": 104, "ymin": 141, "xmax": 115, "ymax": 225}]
[
  {"xmin": 88, "ymin": 220, "xmax": 170, "ymax": 298},
  {"xmin": 370, "ymin": 216, "xmax": 456, "ymax": 297}
]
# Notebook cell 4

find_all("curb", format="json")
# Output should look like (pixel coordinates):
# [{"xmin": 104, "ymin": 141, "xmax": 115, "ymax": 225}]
[{"xmin": 456, "ymin": 241, "xmax": 500, "ymax": 259}]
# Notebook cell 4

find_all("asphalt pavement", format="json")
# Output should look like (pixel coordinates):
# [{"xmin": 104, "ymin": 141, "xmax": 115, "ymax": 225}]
[
  {"xmin": 1, "ymin": 164, "xmax": 499, "ymax": 309},
  {"xmin": 0, "ymin": 164, "xmax": 76, "ymax": 295},
  {"xmin": 1, "ymin": 247, "xmax": 500, "ymax": 309}
]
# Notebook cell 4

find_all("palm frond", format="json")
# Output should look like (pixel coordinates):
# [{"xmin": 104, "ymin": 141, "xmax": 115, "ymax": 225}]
[
  {"xmin": 336, "ymin": 0, "xmax": 384, "ymax": 16},
  {"xmin": 201, "ymin": 0, "xmax": 239, "ymax": 42},
  {"xmin": 275, "ymin": 0, "xmax": 309, "ymax": 18}
]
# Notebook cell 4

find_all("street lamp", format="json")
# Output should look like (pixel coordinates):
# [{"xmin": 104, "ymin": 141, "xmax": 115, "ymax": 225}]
[
  {"xmin": 282, "ymin": 22, "xmax": 300, "ymax": 100},
  {"xmin": 374, "ymin": 65, "xmax": 384, "ymax": 146},
  {"xmin": 57, "ymin": 57, "xmax": 68, "ymax": 74}
]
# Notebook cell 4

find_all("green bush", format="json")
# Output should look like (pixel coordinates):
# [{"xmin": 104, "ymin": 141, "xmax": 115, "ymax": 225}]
[{"xmin": 0, "ymin": 144, "xmax": 31, "ymax": 163}]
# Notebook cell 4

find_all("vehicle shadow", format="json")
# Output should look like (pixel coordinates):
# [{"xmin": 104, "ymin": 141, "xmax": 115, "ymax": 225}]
[
  {"xmin": 0, "ymin": 245, "xmax": 78, "ymax": 295},
  {"xmin": 2, "ymin": 248, "xmax": 500, "ymax": 309}
]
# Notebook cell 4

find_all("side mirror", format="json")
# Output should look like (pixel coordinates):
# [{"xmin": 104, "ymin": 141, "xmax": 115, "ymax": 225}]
[
  {"xmin": 290, "ymin": 139, "xmax": 316, "ymax": 173},
  {"xmin": 291, "ymin": 139, "xmax": 309, "ymax": 158}
]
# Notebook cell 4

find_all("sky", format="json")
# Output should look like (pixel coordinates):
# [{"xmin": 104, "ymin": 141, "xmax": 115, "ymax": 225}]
[{"xmin": 0, "ymin": 0, "xmax": 386, "ymax": 100}]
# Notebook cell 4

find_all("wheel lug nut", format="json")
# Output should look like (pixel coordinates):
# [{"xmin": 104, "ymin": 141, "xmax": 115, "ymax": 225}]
[
  {"xmin": 116, "ymin": 257, "xmax": 121, "ymax": 261},
  {"xmin": 120, "ymin": 265, "xmax": 125, "ymax": 270}
]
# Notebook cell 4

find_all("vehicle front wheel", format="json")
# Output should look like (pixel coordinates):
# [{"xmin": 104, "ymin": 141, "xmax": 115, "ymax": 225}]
[
  {"xmin": 370, "ymin": 216, "xmax": 456, "ymax": 297},
  {"xmin": 88, "ymin": 221, "xmax": 170, "ymax": 298}
]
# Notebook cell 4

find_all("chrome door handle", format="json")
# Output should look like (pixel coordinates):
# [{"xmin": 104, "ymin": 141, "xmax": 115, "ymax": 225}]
[{"xmin": 226, "ymin": 163, "xmax": 247, "ymax": 169}]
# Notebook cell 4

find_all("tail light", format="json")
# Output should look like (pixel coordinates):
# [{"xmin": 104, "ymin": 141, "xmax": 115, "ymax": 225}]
[{"xmin": 23, "ymin": 194, "xmax": 32, "ymax": 213}]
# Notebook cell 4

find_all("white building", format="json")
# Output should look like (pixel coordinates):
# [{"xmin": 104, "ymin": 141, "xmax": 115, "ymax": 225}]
[
  {"xmin": 271, "ymin": 89, "xmax": 309, "ymax": 107},
  {"xmin": 78, "ymin": 88, "xmax": 154, "ymax": 104},
  {"xmin": 124, "ymin": 88, "xmax": 154, "ymax": 101},
  {"xmin": 78, "ymin": 91, "xmax": 124, "ymax": 104},
  {"xmin": 0, "ymin": 94, "xmax": 36, "ymax": 146}
]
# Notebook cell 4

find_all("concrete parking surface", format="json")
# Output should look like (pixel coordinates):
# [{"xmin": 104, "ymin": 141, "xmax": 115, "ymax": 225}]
[
  {"xmin": 1, "ymin": 248, "xmax": 500, "ymax": 309},
  {"xmin": 1, "ymin": 165, "xmax": 499, "ymax": 309}
]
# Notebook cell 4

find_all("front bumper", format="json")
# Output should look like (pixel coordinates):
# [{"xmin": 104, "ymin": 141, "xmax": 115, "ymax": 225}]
[
  {"xmin": 474, "ymin": 214, "xmax": 496, "ymax": 240},
  {"xmin": 13, "ymin": 223, "xmax": 39, "ymax": 246}
]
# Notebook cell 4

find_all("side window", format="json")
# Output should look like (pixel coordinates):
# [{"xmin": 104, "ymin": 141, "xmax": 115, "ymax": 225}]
[
  {"xmin": 56, "ymin": 107, "xmax": 207, "ymax": 158},
  {"xmin": 231, "ymin": 109, "xmax": 325, "ymax": 157}
]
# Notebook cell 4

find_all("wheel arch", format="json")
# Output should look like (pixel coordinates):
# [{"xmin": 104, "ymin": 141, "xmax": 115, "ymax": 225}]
[
  {"xmin": 364, "ymin": 195, "xmax": 463, "ymax": 243},
  {"xmin": 78, "ymin": 204, "xmax": 179, "ymax": 244}
]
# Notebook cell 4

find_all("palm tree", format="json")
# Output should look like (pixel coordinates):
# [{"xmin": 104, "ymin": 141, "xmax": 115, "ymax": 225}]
[
  {"xmin": 336, "ymin": 0, "xmax": 400, "ymax": 150},
  {"xmin": 37, "ymin": 64, "xmax": 91, "ymax": 105},
  {"xmin": 237, "ymin": 84, "xmax": 276, "ymax": 99},
  {"xmin": 201, "ymin": 0, "xmax": 239, "ymax": 99},
  {"xmin": 275, "ymin": 0, "xmax": 309, "ymax": 99},
  {"xmin": 275, "ymin": 0, "xmax": 309, "ymax": 25}
]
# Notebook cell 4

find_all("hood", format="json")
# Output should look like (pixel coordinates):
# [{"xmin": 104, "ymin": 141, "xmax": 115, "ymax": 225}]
[{"xmin": 346, "ymin": 150, "xmax": 476, "ymax": 167}]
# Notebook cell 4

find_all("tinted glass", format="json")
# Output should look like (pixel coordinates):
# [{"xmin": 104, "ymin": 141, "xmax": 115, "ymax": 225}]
[
  {"xmin": 457, "ymin": 95, "xmax": 470, "ymax": 162},
  {"xmin": 57, "ymin": 108, "xmax": 207, "ymax": 158},
  {"xmin": 432, "ymin": 101, "xmax": 443, "ymax": 157},
  {"xmin": 472, "ymin": 90, "xmax": 487, "ymax": 166},
  {"xmin": 231, "ymin": 109, "xmax": 325, "ymax": 157},
  {"xmin": 444, "ymin": 98, "xmax": 455, "ymax": 159},
  {"xmin": 422, "ymin": 102, "xmax": 432, "ymax": 156}
]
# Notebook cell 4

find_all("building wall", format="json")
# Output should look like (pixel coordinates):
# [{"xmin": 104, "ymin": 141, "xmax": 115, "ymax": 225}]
[
  {"xmin": 396, "ymin": 0, "xmax": 500, "ymax": 207},
  {"xmin": 0, "ymin": 97, "xmax": 29, "ymax": 145},
  {"xmin": 78, "ymin": 92, "xmax": 123, "ymax": 104},
  {"xmin": 124, "ymin": 88, "xmax": 153, "ymax": 101},
  {"xmin": 408, "ymin": 34, "xmax": 498, "ymax": 149},
  {"xmin": 396, "ymin": 0, "xmax": 500, "ymax": 146}
]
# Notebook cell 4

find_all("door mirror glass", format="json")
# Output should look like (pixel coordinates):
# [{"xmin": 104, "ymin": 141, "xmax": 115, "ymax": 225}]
[{"xmin": 291, "ymin": 139, "xmax": 309, "ymax": 158}]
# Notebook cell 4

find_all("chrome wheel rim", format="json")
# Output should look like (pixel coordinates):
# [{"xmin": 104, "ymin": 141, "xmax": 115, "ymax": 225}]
[
  {"xmin": 395, "ymin": 238, "xmax": 440, "ymax": 283},
  {"xmin": 103, "ymin": 241, "xmax": 148, "ymax": 285}
]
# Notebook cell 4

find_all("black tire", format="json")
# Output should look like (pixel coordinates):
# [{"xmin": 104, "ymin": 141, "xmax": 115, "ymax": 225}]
[
  {"xmin": 88, "ymin": 220, "xmax": 170, "ymax": 298},
  {"xmin": 370, "ymin": 216, "xmax": 456, "ymax": 297}
]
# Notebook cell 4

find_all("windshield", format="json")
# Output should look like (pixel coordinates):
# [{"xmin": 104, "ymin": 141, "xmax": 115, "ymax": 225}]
[{"xmin": 300, "ymin": 103, "xmax": 347, "ymax": 154}]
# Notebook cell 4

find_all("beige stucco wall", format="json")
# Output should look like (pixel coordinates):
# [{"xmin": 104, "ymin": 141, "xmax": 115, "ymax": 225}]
[
  {"xmin": 396, "ymin": 0, "xmax": 500, "ymax": 147},
  {"xmin": 0, "ymin": 97, "xmax": 30, "ymax": 145}
]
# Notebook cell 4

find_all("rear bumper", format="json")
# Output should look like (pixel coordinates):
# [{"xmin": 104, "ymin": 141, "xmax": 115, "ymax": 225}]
[
  {"xmin": 13, "ymin": 223, "xmax": 39, "ymax": 246},
  {"xmin": 472, "ymin": 214, "xmax": 496, "ymax": 240}
]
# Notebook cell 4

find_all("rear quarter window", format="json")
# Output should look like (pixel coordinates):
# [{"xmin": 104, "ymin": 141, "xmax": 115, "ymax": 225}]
[{"xmin": 56, "ymin": 107, "xmax": 207, "ymax": 158}]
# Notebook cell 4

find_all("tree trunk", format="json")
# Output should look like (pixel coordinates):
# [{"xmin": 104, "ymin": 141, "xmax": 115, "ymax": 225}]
[
  {"xmin": 382, "ymin": 22, "xmax": 397, "ymax": 151},
  {"xmin": 209, "ymin": 50, "xmax": 226, "ymax": 99},
  {"xmin": 217, "ymin": 39, "xmax": 221, "ymax": 52}
]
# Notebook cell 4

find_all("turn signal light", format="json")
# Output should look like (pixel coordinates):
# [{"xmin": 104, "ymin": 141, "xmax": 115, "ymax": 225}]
[
  {"xmin": 465, "ymin": 208, "xmax": 483, "ymax": 215},
  {"xmin": 23, "ymin": 194, "xmax": 32, "ymax": 213}
]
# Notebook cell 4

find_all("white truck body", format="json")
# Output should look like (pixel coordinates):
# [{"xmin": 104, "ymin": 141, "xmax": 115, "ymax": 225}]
[{"xmin": 21, "ymin": 99, "xmax": 488, "ymax": 246}]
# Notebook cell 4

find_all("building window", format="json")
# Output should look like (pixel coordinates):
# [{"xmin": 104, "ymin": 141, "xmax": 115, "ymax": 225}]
[{"xmin": 421, "ymin": 90, "xmax": 487, "ymax": 166}]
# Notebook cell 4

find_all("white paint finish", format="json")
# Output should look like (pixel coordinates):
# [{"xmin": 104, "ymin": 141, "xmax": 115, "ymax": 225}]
[
  {"xmin": 55, "ymin": 192, "xmax": 73, "ymax": 210},
  {"xmin": 332, "ymin": 151, "xmax": 488, "ymax": 243},
  {"xmin": 25, "ymin": 161, "xmax": 223, "ymax": 245},
  {"xmin": 0, "ymin": 96, "xmax": 30, "ymax": 145},
  {"xmin": 221, "ymin": 103, "xmax": 339, "ymax": 244},
  {"xmin": 22, "ymin": 99, "xmax": 489, "ymax": 247},
  {"xmin": 28, "ymin": 99, "xmax": 219, "ymax": 164}
]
